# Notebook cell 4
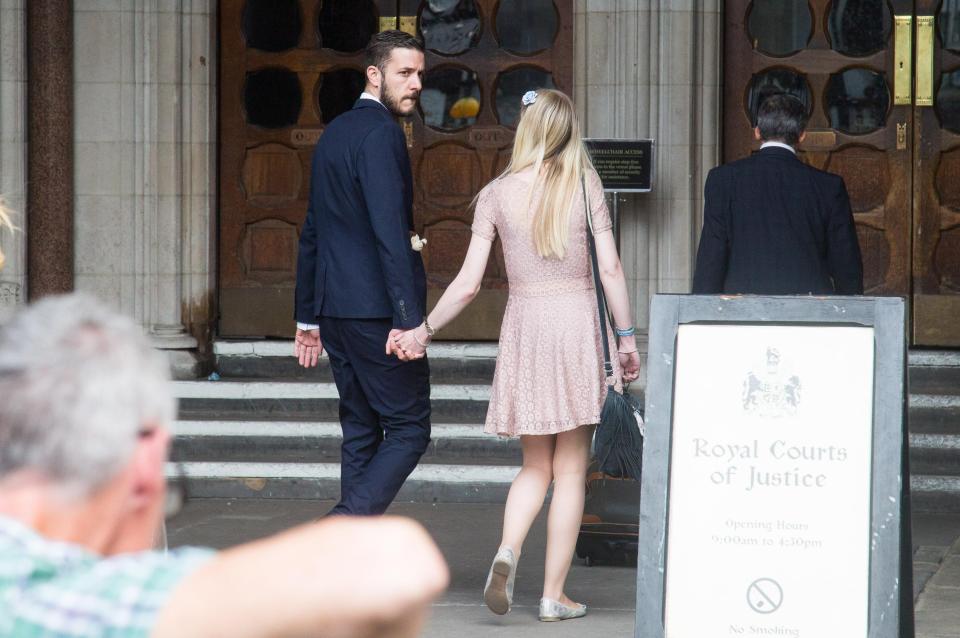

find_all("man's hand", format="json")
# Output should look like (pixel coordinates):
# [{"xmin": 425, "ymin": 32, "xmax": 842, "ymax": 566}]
[
  {"xmin": 385, "ymin": 328, "xmax": 405, "ymax": 357},
  {"xmin": 295, "ymin": 328, "xmax": 322, "ymax": 368}
]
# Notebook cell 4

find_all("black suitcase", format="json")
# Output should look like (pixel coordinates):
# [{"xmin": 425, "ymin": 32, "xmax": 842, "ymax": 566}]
[{"xmin": 575, "ymin": 464, "xmax": 641, "ymax": 566}]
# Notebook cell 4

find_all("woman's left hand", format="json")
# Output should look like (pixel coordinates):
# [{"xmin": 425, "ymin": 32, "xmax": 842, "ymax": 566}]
[{"xmin": 619, "ymin": 350, "xmax": 640, "ymax": 384}]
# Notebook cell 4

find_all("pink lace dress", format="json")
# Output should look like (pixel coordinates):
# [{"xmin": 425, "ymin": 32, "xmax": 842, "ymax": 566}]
[{"xmin": 471, "ymin": 168, "xmax": 623, "ymax": 437}]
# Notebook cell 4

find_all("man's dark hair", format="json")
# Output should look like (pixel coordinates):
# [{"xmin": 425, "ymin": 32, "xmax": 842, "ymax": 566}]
[
  {"xmin": 756, "ymin": 94, "xmax": 808, "ymax": 146},
  {"xmin": 365, "ymin": 30, "xmax": 424, "ymax": 75}
]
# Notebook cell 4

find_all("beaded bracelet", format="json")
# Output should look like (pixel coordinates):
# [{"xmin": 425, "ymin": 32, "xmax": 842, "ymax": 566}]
[{"xmin": 615, "ymin": 326, "xmax": 636, "ymax": 337}]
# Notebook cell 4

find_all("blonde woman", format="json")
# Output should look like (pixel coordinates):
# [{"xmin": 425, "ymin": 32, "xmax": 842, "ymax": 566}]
[{"xmin": 394, "ymin": 89, "xmax": 640, "ymax": 621}]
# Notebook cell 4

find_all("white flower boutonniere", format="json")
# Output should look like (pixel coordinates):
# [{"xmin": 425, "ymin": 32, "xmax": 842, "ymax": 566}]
[{"xmin": 410, "ymin": 234, "xmax": 427, "ymax": 252}]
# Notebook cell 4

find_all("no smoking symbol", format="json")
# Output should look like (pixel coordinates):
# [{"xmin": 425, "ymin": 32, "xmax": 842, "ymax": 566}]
[{"xmin": 747, "ymin": 578, "xmax": 783, "ymax": 614}]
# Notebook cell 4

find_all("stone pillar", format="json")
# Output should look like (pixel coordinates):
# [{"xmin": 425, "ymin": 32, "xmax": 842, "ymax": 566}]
[
  {"xmin": 74, "ymin": 0, "xmax": 215, "ymax": 376},
  {"xmin": 179, "ymin": 0, "xmax": 217, "ymax": 355},
  {"xmin": 574, "ymin": 0, "xmax": 722, "ymax": 333},
  {"xmin": 27, "ymin": 0, "xmax": 74, "ymax": 298},
  {"xmin": 0, "ymin": 0, "xmax": 27, "ymax": 323},
  {"xmin": 137, "ymin": 2, "xmax": 198, "ymax": 353}
]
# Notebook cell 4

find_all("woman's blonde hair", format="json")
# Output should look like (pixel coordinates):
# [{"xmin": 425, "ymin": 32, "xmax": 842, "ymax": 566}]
[
  {"xmin": 0, "ymin": 199, "xmax": 14, "ymax": 272},
  {"xmin": 501, "ymin": 89, "xmax": 594, "ymax": 259}
]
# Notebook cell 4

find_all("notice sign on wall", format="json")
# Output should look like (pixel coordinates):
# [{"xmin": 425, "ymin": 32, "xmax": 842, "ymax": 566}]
[
  {"xmin": 664, "ymin": 324, "xmax": 875, "ymax": 637},
  {"xmin": 583, "ymin": 139, "xmax": 654, "ymax": 192}
]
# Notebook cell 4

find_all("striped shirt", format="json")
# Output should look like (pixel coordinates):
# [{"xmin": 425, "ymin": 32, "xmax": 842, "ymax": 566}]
[{"xmin": 0, "ymin": 516, "xmax": 213, "ymax": 637}]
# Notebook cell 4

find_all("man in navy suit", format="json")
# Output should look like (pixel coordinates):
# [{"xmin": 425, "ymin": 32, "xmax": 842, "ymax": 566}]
[
  {"xmin": 692, "ymin": 93, "xmax": 864, "ymax": 295},
  {"xmin": 293, "ymin": 31, "xmax": 431, "ymax": 516}
]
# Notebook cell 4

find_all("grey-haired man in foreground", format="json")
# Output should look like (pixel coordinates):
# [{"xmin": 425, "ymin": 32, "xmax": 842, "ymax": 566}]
[{"xmin": 0, "ymin": 294, "xmax": 447, "ymax": 637}]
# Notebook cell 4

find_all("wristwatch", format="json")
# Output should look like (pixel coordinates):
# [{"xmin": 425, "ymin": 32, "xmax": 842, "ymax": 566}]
[{"xmin": 422, "ymin": 318, "xmax": 436, "ymax": 338}]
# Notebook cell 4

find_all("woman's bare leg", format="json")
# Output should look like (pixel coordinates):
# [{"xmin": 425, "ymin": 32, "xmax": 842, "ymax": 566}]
[
  {"xmin": 542, "ymin": 425, "xmax": 593, "ymax": 603},
  {"xmin": 499, "ymin": 434, "xmax": 556, "ymax": 556}
]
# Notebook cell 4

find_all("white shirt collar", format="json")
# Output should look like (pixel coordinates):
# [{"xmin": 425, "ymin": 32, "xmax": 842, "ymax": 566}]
[
  {"xmin": 760, "ymin": 141, "xmax": 796, "ymax": 154},
  {"xmin": 360, "ymin": 91, "xmax": 382, "ymax": 104}
]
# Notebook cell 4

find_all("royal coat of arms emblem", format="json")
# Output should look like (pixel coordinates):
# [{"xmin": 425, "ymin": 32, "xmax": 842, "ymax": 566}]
[{"xmin": 742, "ymin": 347, "xmax": 801, "ymax": 418}]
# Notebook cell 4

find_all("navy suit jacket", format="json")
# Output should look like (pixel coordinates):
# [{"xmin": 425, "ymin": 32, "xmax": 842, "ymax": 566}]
[
  {"xmin": 295, "ymin": 99, "xmax": 426, "ymax": 329},
  {"xmin": 692, "ymin": 146, "xmax": 864, "ymax": 295}
]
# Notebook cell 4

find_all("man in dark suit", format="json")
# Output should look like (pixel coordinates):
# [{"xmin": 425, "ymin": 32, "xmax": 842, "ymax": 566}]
[
  {"xmin": 692, "ymin": 93, "xmax": 864, "ymax": 295},
  {"xmin": 293, "ymin": 31, "xmax": 431, "ymax": 516}
]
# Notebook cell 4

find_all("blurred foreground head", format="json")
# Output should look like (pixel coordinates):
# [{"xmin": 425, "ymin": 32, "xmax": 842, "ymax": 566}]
[{"xmin": 0, "ymin": 294, "xmax": 175, "ymax": 553}]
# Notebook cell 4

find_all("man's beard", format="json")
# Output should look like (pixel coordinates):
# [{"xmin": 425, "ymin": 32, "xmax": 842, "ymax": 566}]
[{"xmin": 380, "ymin": 83, "xmax": 417, "ymax": 116}]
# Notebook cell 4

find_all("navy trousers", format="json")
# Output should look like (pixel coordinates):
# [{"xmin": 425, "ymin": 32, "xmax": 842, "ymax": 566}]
[{"xmin": 319, "ymin": 317, "xmax": 431, "ymax": 515}]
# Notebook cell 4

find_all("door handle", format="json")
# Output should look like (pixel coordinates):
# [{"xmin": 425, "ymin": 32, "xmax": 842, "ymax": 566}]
[
  {"xmin": 916, "ymin": 16, "xmax": 934, "ymax": 107},
  {"xmin": 894, "ymin": 15, "xmax": 912, "ymax": 105}
]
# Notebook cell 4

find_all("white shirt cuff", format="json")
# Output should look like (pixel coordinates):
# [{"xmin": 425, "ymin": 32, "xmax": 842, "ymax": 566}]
[{"xmin": 297, "ymin": 322, "xmax": 319, "ymax": 331}]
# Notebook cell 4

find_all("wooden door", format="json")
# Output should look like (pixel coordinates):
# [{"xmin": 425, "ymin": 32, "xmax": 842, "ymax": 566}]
[
  {"xmin": 724, "ymin": 0, "xmax": 913, "ymax": 298},
  {"xmin": 218, "ymin": 0, "xmax": 572, "ymax": 338},
  {"xmin": 401, "ymin": 0, "xmax": 572, "ymax": 339},
  {"xmin": 913, "ymin": 0, "xmax": 960, "ymax": 345},
  {"xmin": 219, "ymin": 0, "xmax": 395, "ymax": 336},
  {"xmin": 724, "ymin": 1, "xmax": 960, "ymax": 346}
]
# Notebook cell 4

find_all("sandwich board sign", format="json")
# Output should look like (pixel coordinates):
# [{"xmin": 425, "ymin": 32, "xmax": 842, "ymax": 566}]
[{"xmin": 636, "ymin": 295, "xmax": 912, "ymax": 638}]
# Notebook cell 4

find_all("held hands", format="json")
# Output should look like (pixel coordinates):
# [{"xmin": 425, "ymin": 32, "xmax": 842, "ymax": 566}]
[
  {"xmin": 294, "ymin": 328, "xmax": 322, "ymax": 368},
  {"xmin": 386, "ymin": 325, "xmax": 429, "ymax": 361}
]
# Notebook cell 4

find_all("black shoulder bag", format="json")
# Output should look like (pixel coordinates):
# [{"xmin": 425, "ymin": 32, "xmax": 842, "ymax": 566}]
[{"xmin": 582, "ymin": 174, "xmax": 645, "ymax": 480}]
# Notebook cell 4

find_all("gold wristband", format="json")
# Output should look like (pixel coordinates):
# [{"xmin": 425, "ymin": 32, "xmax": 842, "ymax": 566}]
[{"xmin": 422, "ymin": 317, "xmax": 436, "ymax": 337}]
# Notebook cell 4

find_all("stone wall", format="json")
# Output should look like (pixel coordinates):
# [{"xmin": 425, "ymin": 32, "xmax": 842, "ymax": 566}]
[
  {"xmin": 573, "ymin": 0, "xmax": 722, "ymax": 337},
  {"xmin": 73, "ymin": 0, "xmax": 215, "ymax": 369},
  {"xmin": 0, "ymin": 0, "xmax": 26, "ymax": 322}
]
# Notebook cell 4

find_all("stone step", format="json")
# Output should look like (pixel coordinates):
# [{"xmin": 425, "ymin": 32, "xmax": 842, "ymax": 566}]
[
  {"xmin": 170, "ymin": 420, "xmax": 521, "ymax": 465},
  {"xmin": 907, "ymin": 402, "xmax": 960, "ymax": 436},
  {"xmin": 909, "ymin": 367, "xmax": 960, "ymax": 396},
  {"xmin": 167, "ymin": 461, "xmax": 959, "ymax": 508},
  {"xmin": 911, "ymin": 475, "xmax": 960, "ymax": 513},
  {"xmin": 213, "ymin": 340, "xmax": 497, "ymax": 383},
  {"xmin": 171, "ymin": 343, "xmax": 960, "ymax": 508},
  {"xmin": 909, "ymin": 434, "xmax": 960, "ymax": 477},
  {"xmin": 174, "ymin": 381, "xmax": 959, "ymax": 432},
  {"xmin": 166, "ymin": 461, "xmax": 517, "ymax": 503},
  {"xmin": 174, "ymin": 380, "xmax": 490, "ymax": 423}
]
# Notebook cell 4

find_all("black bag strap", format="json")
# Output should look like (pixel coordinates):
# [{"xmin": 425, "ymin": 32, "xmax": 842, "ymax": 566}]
[{"xmin": 582, "ymin": 173, "xmax": 614, "ymax": 383}]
